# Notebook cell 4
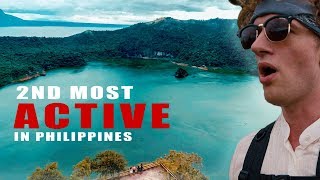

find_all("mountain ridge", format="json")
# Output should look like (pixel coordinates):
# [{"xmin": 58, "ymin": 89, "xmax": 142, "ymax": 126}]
[{"xmin": 0, "ymin": 14, "xmax": 255, "ymax": 87}]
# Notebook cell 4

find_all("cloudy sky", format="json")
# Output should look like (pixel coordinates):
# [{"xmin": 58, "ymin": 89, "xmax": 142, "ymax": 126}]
[{"xmin": 0, "ymin": 0, "xmax": 241, "ymax": 24}]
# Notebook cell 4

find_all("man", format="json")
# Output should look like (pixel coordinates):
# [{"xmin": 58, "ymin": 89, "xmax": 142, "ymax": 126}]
[{"xmin": 229, "ymin": 0, "xmax": 320, "ymax": 179}]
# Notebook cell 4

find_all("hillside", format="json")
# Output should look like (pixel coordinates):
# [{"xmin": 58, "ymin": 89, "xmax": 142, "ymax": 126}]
[
  {"xmin": 66, "ymin": 17, "xmax": 256, "ymax": 70},
  {"xmin": 0, "ymin": 17, "xmax": 256, "ymax": 87}
]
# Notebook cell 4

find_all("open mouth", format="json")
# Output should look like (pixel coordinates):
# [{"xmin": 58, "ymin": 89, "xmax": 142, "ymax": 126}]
[{"xmin": 258, "ymin": 63, "xmax": 278, "ymax": 77}]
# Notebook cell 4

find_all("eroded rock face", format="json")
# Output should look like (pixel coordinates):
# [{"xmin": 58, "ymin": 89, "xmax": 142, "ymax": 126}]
[{"xmin": 175, "ymin": 68, "xmax": 188, "ymax": 78}]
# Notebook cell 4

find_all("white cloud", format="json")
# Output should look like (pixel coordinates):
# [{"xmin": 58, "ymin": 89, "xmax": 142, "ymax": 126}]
[
  {"xmin": 1, "ymin": 0, "xmax": 71, "ymax": 11},
  {"xmin": 0, "ymin": 1, "xmax": 241, "ymax": 24},
  {"xmin": 65, "ymin": 6, "xmax": 240, "ymax": 24},
  {"xmin": 163, "ymin": 6, "xmax": 240, "ymax": 20},
  {"xmin": 6, "ymin": 13, "xmax": 58, "ymax": 21}
]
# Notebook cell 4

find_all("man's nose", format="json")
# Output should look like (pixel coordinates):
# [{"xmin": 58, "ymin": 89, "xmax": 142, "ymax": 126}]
[{"xmin": 251, "ymin": 28, "xmax": 272, "ymax": 57}]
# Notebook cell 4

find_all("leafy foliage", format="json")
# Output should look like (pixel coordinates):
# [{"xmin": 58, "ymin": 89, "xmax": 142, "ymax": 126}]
[
  {"xmin": 70, "ymin": 157, "xmax": 92, "ymax": 180},
  {"xmin": 28, "ymin": 162, "xmax": 66, "ymax": 180},
  {"xmin": 28, "ymin": 150, "xmax": 209, "ymax": 179},
  {"xmin": 156, "ymin": 150, "xmax": 207, "ymax": 180},
  {"xmin": 91, "ymin": 150, "xmax": 127, "ymax": 177}
]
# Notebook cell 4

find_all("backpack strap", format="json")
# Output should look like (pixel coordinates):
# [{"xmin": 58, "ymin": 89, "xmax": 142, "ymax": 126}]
[
  {"xmin": 317, "ymin": 150, "xmax": 320, "ymax": 176},
  {"xmin": 239, "ymin": 121, "xmax": 320, "ymax": 180},
  {"xmin": 238, "ymin": 121, "xmax": 276, "ymax": 180}
]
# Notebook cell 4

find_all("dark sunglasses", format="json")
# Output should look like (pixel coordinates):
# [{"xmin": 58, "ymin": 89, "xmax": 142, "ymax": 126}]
[{"xmin": 237, "ymin": 15, "xmax": 295, "ymax": 49}]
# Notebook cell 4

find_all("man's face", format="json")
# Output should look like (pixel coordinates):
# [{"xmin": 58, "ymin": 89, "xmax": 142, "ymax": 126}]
[{"xmin": 251, "ymin": 14, "xmax": 320, "ymax": 107}]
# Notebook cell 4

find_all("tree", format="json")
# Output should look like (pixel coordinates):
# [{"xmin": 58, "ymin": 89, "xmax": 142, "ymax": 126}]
[
  {"xmin": 156, "ymin": 150, "xmax": 207, "ymax": 180},
  {"xmin": 28, "ymin": 162, "xmax": 66, "ymax": 180},
  {"xmin": 70, "ymin": 157, "xmax": 92, "ymax": 180},
  {"xmin": 91, "ymin": 150, "xmax": 127, "ymax": 177}
]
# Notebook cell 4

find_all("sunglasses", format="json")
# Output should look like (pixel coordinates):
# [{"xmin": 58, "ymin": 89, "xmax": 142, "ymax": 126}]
[{"xmin": 237, "ymin": 15, "xmax": 295, "ymax": 49}]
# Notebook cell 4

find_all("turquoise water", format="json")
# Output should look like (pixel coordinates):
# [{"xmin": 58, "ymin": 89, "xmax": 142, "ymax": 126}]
[{"xmin": 0, "ymin": 60, "xmax": 280, "ymax": 179}]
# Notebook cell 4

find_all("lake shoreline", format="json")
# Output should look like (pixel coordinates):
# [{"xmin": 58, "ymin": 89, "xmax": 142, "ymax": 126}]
[{"xmin": 2, "ymin": 58, "xmax": 256, "ymax": 89}]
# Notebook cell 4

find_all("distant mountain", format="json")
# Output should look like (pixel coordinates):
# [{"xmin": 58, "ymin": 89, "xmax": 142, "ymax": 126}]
[
  {"xmin": 0, "ymin": 9, "xmax": 24, "ymax": 26},
  {"xmin": 0, "ymin": 9, "xmax": 128, "ymax": 28},
  {"xmin": 0, "ymin": 17, "xmax": 256, "ymax": 87},
  {"xmin": 65, "ymin": 17, "xmax": 256, "ymax": 71}
]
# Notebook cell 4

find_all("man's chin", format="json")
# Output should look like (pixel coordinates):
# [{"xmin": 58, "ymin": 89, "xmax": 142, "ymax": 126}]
[
  {"xmin": 265, "ymin": 97, "xmax": 282, "ymax": 106},
  {"xmin": 264, "ymin": 91, "xmax": 284, "ymax": 106}
]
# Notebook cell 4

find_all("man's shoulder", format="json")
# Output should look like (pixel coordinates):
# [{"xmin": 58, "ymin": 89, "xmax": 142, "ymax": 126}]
[
  {"xmin": 237, "ymin": 120, "xmax": 278, "ymax": 151},
  {"xmin": 234, "ymin": 131, "xmax": 258, "ymax": 160},
  {"xmin": 238, "ymin": 131, "xmax": 257, "ymax": 149},
  {"xmin": 229, "ymin": 121, "xmax": 279, "ymax": 180},
  {"xmin": 229, "ymin": 131, "xmax": 258, "ymax": 180},
  {"xmin": 233, "ymin": 121, "xmax": 278, "ymax": 163}
]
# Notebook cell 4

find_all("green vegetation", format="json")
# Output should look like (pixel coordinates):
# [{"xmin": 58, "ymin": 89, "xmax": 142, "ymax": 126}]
[
  {"xmin": 156, "ymin": 150, "xmax": 207, "ymax": 180},
  {"xmin": 70, "ymin": 157, "xmax": 92, "ymax": 180},
  {"xmin": 0, "ymin": 37, "xmax": 86, "ymax": 86},
  {"xmin": 28, "ymin": 162, "xmax": 66, "ymax": 180},
  {"xmin": 29, "ymin": 150, "xmax": 206, "ymax": 179},
  {"xmin": 0, "ymin": 17, "xmax": 256, "ymax": 87},
  {"xmin": 91, "ymin": 150, "xmax": 127, "ymax": 177},
  {"xmin": 69, "ymin": 150, "xmax": 127, "ymax": 179}
]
